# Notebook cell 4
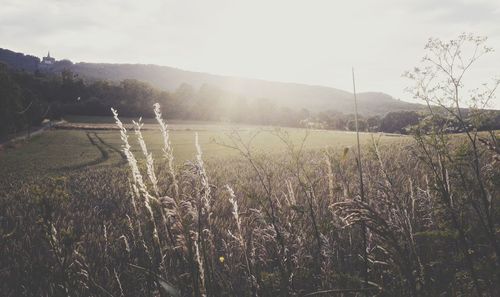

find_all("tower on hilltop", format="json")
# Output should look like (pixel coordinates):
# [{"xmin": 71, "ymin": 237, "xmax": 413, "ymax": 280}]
[{"xmin": 40, "ymin": 51, "xmax": 55, "ymax": 65}]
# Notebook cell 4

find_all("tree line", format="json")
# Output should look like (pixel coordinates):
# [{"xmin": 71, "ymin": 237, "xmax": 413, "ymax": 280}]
[{"xmin": 2, "ymin": 62, "xmax": 500, "ymax": 140}]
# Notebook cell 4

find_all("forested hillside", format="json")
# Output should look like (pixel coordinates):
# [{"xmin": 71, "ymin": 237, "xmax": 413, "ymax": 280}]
[
  {"xmin": 64, "ymin": 62, "xmax": 424, "ymax": 115},
  {"xmin": 2, "ymin": 61, "xmax": 500, "ymax": 140},
  {"xmin": 0, "ymin": 64, "xmax": 311, "ymax": 139},
  {"xmin": 0, "ymin": 47, "xmax": 424, "ymax": 116},
  {"xmin": 0, "ymin": 48, "xmax": 40, "ymax": 72}
]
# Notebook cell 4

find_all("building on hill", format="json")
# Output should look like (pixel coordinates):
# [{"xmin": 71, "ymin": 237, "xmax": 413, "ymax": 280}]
[
  {"xmin": 41, "ymin": 51, "xmax": 55, "ymax": 64},
  {"xmin": 39, "ymin": 51, "xmax": 56, "ymax": 70}
]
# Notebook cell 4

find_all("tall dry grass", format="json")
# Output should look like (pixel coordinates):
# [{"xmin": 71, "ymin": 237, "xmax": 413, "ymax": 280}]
[{"xmin": 1, "ymin": 110, "xmax": 499, "ymax": 296}]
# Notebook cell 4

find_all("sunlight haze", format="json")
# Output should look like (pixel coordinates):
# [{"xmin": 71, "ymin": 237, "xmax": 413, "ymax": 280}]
[{"xmin": 1, "ymin": 0, "xmax": 500, "ymax": 106}]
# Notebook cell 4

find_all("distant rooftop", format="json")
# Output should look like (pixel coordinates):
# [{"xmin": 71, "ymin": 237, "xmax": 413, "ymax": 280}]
[{"xmin": 40, "ymin": 51, "xmax": 55, "ymax": 65}]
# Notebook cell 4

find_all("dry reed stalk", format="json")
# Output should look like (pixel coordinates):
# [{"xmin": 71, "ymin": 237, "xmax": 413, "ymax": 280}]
[
  {"xmin": 112, "ymin": 107, "xmax": 163, "ymax": 273},
  {"xmin": 133, "ymin": 117, "xmax": 160, "ymax": 197},
  {"xmin": 227, "ymin": 185, "xmax": 259, "ymax": 296},
  {"xmin": 194, "ymin": 240, "xmax": 206, "ymax": 297},
  {"xmin": 154, "ymin": 103, "xmax": 179, "ymax": 199}
]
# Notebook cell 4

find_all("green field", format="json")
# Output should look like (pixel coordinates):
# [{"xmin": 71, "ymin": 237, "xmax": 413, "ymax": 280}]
[{"xmin": 0, "ymin": 117, "xmax": 408, "ymax": 178}]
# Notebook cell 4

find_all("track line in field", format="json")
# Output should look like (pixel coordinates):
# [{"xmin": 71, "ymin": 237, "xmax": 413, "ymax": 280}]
[
  {"xmin": 94, "ymin": 133, "xmax": 128, "ymax": 167},
  {"xmin": 54, "ymin": 132, "xmax": 109, "ymax": 171}
]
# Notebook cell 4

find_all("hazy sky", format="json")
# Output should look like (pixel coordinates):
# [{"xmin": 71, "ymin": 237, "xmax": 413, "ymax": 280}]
[{"xmin": 2, "ymin": 0, "xmax": 500, "ymax": 107}]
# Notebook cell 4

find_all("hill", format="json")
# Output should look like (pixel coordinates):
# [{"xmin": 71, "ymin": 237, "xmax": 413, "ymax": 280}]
[
  {"xmin": 65, "ymin": 62, "xmax": 423, "ymax": 115},
  {"xmin": 0, "ymin": 48, "xmax": 423, "ymax": 115},
  {"xmin": 0, "ymin": 48, "xmax": 40, "ymax": 72}
]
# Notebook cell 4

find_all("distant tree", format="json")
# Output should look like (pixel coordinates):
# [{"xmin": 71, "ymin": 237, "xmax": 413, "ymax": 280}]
[
  {"xmin": 347, "ymin": 118, "xmax": 367, "ymax": 131},
  {"xmin": 249, "ymin": 98, "xmax": 277, "ymax": 125},
  {"xmin": 380, "ymin": 111, "xmax": 420, "ymax": 133},
  {"xmin": 366, "ymin": 115, "xmax": 381, "ymax": 132},
  {"xmin": 194, "ymin": 84, "xmax": 224, "ymax": 120},
  {"xmin": 298, "ymin": 108, "xmax": 310, "ymax": 120},
  {"xmin": 0, "ymin": 64, "xmax": 24, "ymax": 138},
  {"xmin": 172, "ymin": 83, "xmax": 196, "ymax": 118}
]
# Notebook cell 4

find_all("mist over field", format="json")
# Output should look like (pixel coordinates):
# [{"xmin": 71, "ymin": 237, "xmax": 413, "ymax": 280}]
[{"xmin": 1, "ymin": 1, "xmax": 500, "ymax": 296}]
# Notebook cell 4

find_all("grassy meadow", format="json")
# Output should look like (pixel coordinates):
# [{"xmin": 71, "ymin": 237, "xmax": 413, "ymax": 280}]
[
  {"xmin": 0, "ymin": 116, "xmax": 406, "ymax": 179},
  {"xmin": 2, "ymin": 111, "xmax": 499, "ymax": 297}
]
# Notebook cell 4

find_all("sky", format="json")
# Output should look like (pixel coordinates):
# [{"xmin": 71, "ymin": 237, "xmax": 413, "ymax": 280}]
[{"xmin": 1, "ymin": 0, "xmax": 500, "ymax": 107}]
